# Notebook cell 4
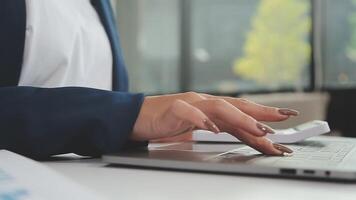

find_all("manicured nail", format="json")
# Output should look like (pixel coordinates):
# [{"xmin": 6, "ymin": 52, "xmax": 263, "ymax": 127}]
[
  {"xmin": 256, "ymin": 123, "xmax": 275, "ymax": 134},
  {"xmin": 282, "ymin": 152, "xmax": 293, "ymax": 157},
  {"xmin": 203, "ymin": 119, "xmax": 220, "ymax": 134},
  {"xmin": 273, "ymin": 143, "xmax": 294, "ymax": 155},
  {"xmin": 278, "ymin": 108, "xmax": 299, "ymax": 116}
]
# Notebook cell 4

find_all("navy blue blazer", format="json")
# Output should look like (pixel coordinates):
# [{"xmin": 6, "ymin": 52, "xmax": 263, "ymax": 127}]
[{"xmin": 0, "ymin": 0, "xmax": 145, "ymax": 159}]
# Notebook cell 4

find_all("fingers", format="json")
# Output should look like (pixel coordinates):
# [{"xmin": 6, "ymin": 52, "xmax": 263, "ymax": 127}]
[
  {"xmin": 200, "ymin": 94, "xmax": 299, "ymax": 122},
  {"xmin": 192, "ymin": 99, "xmax": 274, "ymax": 137},
  {"xmin": 216, "ymin": 120, "xmax": 293, "ymax": 156},
  {"xmin": 159, "ymin": 100, "xmax": 220, "ymax": 136},
  {"xmin": 236, "ymin": 128, "xmax": 293, "ymax": 155},
  {"xmin": 232, "ymin": 99, "xmax": 298, "ymax": 121}
]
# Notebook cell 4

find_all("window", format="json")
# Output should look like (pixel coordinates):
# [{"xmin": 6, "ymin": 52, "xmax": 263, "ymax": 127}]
[
  {"xmin": 113, "ymin": 0, "xmax": 322, "ymax": 94},
  {"xmin": 115, "ymin": 0, "xmax": 180, "ymax": 94},
  {"xmin": 189, "ymin": 0, "xmax": 311, "ymax": 93},
  {"xmin": 322, "ymin": 0, "xmax": 356, "ymax": 89}
]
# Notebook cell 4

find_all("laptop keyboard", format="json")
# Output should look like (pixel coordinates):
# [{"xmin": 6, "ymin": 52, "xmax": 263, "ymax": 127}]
[
  {"xmin": 216, "ymin": 141, "xmax": 355, "ymax": 166},
  {"xmin": 276, "ymin": 141, "xmax": 355, "ymax": 166}
]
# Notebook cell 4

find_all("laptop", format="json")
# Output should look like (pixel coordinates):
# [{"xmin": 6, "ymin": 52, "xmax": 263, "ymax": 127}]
[{"xmin": 103, "ymin": 136, "xmax": 356, "ymax": 182}]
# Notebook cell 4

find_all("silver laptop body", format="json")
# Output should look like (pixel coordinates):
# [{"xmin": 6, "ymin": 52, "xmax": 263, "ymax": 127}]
[{"xmin": 103, "ymin": 136, "xmax": 356, "ymax": 182}]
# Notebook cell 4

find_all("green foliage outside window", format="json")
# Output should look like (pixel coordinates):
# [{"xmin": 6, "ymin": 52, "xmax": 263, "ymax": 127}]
[{"xmin": 233, "ymin": 0, "xmax": 311, "ymax": 87}]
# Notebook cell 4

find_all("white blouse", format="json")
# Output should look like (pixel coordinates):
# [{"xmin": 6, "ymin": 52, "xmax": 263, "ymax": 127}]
[{"xmin": 19, "ymin": 0, "xmax": 113, "ymax": 91}]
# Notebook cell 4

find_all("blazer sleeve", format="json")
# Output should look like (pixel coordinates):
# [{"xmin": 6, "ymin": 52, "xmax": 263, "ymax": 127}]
[{"xmin": 0, "ymin": 86, "xmax": 145, "ymax": 160}]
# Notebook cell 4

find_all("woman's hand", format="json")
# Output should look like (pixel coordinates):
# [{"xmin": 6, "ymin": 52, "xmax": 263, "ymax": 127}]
[{"xmin": 131, "ymin": 92, "xmax": 298, "ymax": 156}]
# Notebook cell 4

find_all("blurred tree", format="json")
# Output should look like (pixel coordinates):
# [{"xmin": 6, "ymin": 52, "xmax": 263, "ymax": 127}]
[{"xmin": 233, "ymin": 0, "xmax": 311, "ymax": 87}]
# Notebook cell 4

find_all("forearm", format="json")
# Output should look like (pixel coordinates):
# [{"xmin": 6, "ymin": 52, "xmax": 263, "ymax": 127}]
[{"xmin": 0, "ymin": 86, "xmax": 144, "ymax": 159}]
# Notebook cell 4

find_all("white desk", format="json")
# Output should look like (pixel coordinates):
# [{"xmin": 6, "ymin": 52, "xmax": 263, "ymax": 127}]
[{"xmin": 44, "ymin": 155, "xmax": 356, "ymax": 200}]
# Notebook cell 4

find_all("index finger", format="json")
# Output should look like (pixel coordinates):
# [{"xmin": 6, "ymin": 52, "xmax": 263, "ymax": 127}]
[
  {"xmin": 201, "ymin": 94, "xmax": 299, "ymax": 122},
  {"xmin": 192, "ymin": 99, "xmax": 274, "ymax": 137}
]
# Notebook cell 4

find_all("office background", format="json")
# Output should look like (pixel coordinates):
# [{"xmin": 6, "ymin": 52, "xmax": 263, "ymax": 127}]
[{"xmin": 112, "ymin": 0, "xmax": 356, "ymax": 136}]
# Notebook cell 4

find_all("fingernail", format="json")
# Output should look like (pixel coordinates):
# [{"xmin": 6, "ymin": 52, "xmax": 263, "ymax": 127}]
[
  {"xmin": 203, "ymin": 119, "xmax": 220, "ymax": 134},
  {"xmin": 273, "ymin": 143, "xmax": 294, "ymax": 155},
  {"xmin": 278, "ymin": 108, "xmax": 299, "ymax": 116},
  {"xmin": 256, "ymin": 123, "xmax": 275, "ymax": 134}
]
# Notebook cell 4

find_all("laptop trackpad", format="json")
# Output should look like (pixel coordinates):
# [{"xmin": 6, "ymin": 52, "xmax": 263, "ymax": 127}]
[{"xmin": 151, "ymin": 142, "xmax": 278, "ymax": 164}]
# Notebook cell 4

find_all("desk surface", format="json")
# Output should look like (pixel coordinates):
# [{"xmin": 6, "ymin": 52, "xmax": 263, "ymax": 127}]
[{"xmin": 43, "ymin": 155, "xmax": 356, "ymax": 200}]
